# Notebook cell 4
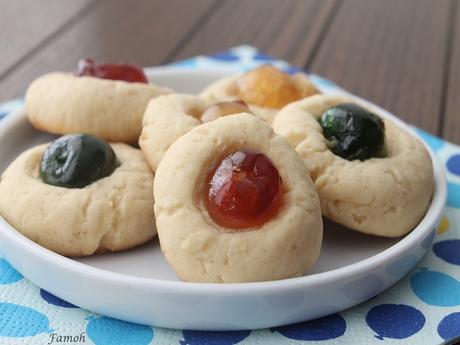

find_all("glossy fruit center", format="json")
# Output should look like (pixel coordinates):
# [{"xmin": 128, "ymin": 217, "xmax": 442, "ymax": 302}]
[
  {"xmin": 320, "ymin": 103, "xmax": 385, "ymax": 161},
  {"xmin": 237, "ymin": 65, "xmax": 301, "ymax": 108},
  {"xmin": 205, "ymin": 150, "xmax": 282, "ymax": 229},
  {"xmin": 76, "ymin": 58, "xmax": 148, "ymax": 83},
  {"xmin": 40, "ymin": 134, "xmax": 120, "ymax": 188},
  {"xmin": 201, "ymin": 100, "xmax": 251, "ymax": 122}
]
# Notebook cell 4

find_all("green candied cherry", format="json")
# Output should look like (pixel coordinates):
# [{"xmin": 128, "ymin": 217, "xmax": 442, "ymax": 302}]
[
  {"xmin": 320, "ymin": 103, "xmax": 385, "ymax": 161},
  {"xmin": 40, "ymin": 134, "xmax": 120, "ymax": 188}
]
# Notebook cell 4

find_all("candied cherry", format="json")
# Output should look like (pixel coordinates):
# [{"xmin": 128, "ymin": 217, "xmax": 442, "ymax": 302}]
[
  {"xmin": 201, "ymin": 100, "xmax": 251, "ymax": 123},
  {"xmin": 205, "ymin": 150, "xmax": 282, "ymax": 229},
  {"xmin": 237, "ymin": 65, "xmax": 302, "ymax": 108},
  {"xmin": 76, "ymin": 58, "xmax": 148, "ymax": 83},
  {"xmin": 320, "ymin": 103, "xmax": 385, "ymax": 161}
]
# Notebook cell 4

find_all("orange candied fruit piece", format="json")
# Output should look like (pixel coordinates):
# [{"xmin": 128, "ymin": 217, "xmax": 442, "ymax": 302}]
[{"xmin": 237, "ymin": 65, "xmax": 302, "ymax": 109}]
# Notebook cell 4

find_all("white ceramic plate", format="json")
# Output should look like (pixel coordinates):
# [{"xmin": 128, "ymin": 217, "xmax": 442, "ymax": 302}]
[{"xmin": 0, "ymin": 69, "xmax": 447, "ymax": 330}]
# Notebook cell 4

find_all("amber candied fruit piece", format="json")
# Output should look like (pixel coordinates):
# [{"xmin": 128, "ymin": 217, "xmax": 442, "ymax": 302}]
[
  {"xmin": 201, "ymin": 100, "xmax": 252, "ymax": 123},
  {"xmin": 76, "ymin": 58, "xmax": 148, "ymax": 83},
  {"xmin": 205, "ymin": 150, "xmax": 282, "ymax": 230},
  {"xmin": 236, "ymin": 65, "xmax": 302, "ymax": 108}
]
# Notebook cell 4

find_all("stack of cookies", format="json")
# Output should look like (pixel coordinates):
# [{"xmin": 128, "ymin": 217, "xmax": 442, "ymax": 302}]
[{"xmin": 0, "ymin": 60, "xmax": 434, "ymax": 283}]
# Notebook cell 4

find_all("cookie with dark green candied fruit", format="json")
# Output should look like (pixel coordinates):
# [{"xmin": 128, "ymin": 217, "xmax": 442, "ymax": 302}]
[
  {"xmin": 0, "ymin": 138, "xmax": 156, "ymax": 257},
  {"xmin": 272, "ymin": 94, "xmax": 434, "ymax": 237}
]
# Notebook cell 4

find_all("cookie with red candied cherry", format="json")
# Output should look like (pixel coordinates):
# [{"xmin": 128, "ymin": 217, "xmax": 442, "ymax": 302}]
[
  {"xmin": 25, "ymin": 59, "xmax": 171, "ymax": 144},
  {"xmin": 154, "ymin": 114, "xmax": 322, "ymax": 283}
]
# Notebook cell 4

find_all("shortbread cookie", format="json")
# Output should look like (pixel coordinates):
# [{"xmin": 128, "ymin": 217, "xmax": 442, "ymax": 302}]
[
  {"xmin": 25, "ymin": 73, "xmax": 171, "ymax": 143},
  {"xmin": 273, "ymin": 94, "xmax": 434, "ymax": 237},
  {"xmin": 200, "ymin": 65, "xmax": 318, "ymax": 124},
  {"xmin": 0, "ymin": 141, "xmax": 156, "ymax": 257},
  {"xmin": 139, "ymin": 94, "xmax": 259, "ymax": 171},
  {"xmin": 154, "ymin": 114, "xmax": 322, "ymax": 283}
]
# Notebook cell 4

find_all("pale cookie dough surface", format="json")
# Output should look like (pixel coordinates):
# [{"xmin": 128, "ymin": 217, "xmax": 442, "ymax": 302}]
[
  {"xmin": 140, "ymin": 93, "xmax": 275, "ymax": 172},
  {"xmin": 139, "ymin": 94, "xmax": 207, "ymax": 172},
  {"xmin": 0, "ymin": 143, "xmax": 156, "ymax": 257},
  {"xmin": 25, "ymin": 73, "xmax": 171, "ymax": 144},
  {"xmin": 154, "ymin": 114, "xmax": 322, "ymax": 283},
  {"xmin": 199, "ymin": 72, "xmax": 317, "ymax": 124},
  {"xmin": 273, "ymin": 94, "xmax": 434, "ymax": 237}
]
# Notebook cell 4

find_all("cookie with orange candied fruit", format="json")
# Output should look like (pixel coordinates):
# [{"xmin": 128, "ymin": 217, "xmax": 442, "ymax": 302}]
[{"xmin": 199, "ymin": 65, "xmax": 318, "ymax": 124}]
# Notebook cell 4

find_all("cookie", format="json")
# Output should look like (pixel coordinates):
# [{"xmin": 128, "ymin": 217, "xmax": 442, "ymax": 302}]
[
  {"xmin": 154, "ymin": 114, "xmax": 322, "ymax": 283},
  {"xmin": 273, "ymin": 94, "xmax": 434, "ymax": 237},
  {"xmin": 0, "ymin": 142, "xmax": 156, "ymax": 257},
  {"xmin": 25, "ymin": 73, "xmax": 171, "ymax": 143},
  {"xmin": 140, "ymin": 94, "xmax": 260, "ymax": 172},
  {"xmin": 199, "ymin": 65, "xmax": 318, "ymax": 124}
]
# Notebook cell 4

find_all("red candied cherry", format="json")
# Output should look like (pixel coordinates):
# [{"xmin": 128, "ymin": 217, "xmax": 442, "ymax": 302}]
[
  {"xmin": 76, "ymin": 58, "xmax": 148, "ymax": 83},
  {"xmin": 205, "ymin": 150, "xmax": 283, "ymax": 229}
]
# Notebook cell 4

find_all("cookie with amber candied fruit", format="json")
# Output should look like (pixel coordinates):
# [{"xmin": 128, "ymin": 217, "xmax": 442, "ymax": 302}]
[
  {"xmin": 25, "ymin": 59, "xmax": 171, "ymax": 144},
  {"xmin": 153, "ymin": 114, "xmax": 322, "ymax": 283},
  {"xmin": 199, "ymin": 65, "xmax": 318, "ymax": 124},
  {"xmin": 139, "ymin": 93, "xmax": 259, "ymax": 171}
]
